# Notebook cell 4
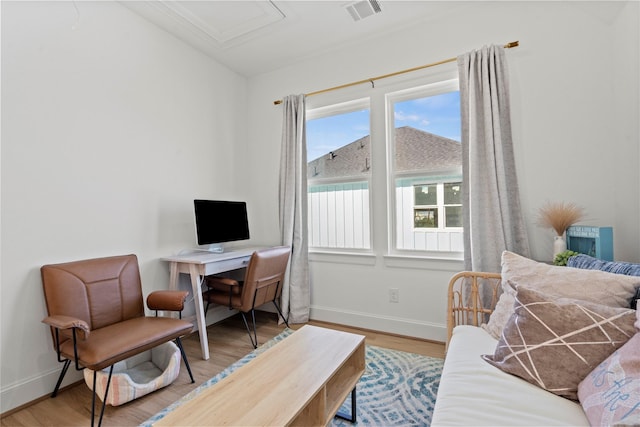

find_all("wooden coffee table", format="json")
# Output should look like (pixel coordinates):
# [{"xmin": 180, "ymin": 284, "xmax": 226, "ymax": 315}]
[{"xmin": 155, "ymin": 325, "xmax": 366, "ymax": 426}]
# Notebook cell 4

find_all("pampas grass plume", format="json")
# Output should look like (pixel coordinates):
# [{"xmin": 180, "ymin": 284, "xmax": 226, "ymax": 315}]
[{"xmin": 537, "ymin": 201, "xmax": 585, "ymax": 236}]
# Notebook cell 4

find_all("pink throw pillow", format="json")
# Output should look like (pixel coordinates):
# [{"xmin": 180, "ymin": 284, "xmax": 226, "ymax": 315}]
[{"xmin": 578, "ymin": 333, "xmax": 640, "ymax": 426}]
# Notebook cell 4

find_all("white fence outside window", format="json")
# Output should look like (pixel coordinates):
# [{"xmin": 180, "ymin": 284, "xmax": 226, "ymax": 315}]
[{"xmin": 308, "ymin": 182, "xmax": 370, "ymax": 249}]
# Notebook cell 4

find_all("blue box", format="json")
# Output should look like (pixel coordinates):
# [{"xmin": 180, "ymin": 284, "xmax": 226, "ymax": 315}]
[{"xmin": 566, "ymin": 226, "xmax": 613, "ymax": 261}]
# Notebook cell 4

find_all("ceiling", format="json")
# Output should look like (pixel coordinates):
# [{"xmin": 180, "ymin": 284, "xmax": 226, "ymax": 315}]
[{"xmin": 121, "ymin": 1, "xmax": 463, "ymax": 77}]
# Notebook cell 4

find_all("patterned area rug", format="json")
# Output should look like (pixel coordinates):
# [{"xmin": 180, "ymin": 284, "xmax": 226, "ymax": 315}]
[{"xmin": 141, "ymin": 328, "xmax": 444, "ymax": 427}]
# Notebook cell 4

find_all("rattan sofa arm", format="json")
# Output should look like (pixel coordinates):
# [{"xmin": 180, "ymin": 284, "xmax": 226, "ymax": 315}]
[{"xmin": 446, "ymin": 271, "xmax": 502, "ymax": 351}]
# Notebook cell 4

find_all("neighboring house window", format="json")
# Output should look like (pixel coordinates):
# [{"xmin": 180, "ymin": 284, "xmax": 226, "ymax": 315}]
[
  {"xmin": 413, "ymin": 182, "xmax": 462, "ymax": 229},
  {"xmin": 414, "ymin": 184, "xmax": 439, "ymax": 228},
  {"xmin": 389, "ymin": 79, "xmax": 463, "ymax": 253},
  {"xmin": 306, "ymin": 99, "xmax": 371, "ymax": 250}
]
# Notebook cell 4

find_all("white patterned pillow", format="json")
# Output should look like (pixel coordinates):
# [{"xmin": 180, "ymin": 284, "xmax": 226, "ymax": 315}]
[
  {"xmin": 578, "ymin": 333, "xmax": 640, "ymax": 426},
  {"xmin": 482, "ymin": 251, "xmax": 640, "ymax": 339}
]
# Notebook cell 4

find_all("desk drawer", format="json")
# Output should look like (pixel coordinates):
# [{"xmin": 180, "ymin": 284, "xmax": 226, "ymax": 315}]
[{"xmin": 202, "ymin": 257, "xmax": 250, "ymax": 276}]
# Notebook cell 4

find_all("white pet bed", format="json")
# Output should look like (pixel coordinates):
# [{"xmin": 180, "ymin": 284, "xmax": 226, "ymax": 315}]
[{"xmin": 84, "ymin": 341, "xmax": 181, "ymax": 406}]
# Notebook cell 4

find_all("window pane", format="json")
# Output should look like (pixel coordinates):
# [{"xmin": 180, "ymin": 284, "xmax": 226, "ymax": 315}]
[
  {"xmin": 307, "ymin": 109, "xmax": 370, "ymax": 179},
  {"xmin": 414, "ymin": 184, "xmax": 437, "ymax": 206},
  {"xmin": 308, "ymin": 182, "xmax": 370, "ymax": 249},
  {"xmin": 414, "ymin": 208, "xmax": 438, "ymax": 228},
  {"xmin": 444, "ymin": 182, "xmax": 462, "ymax": 204},
  {"xmin": 393, "ymin": 92, "xmax": 461, "ymax": 172},
  {"xmin": 307, "ymin": 104, "xmax": 371, "ymax": 250},
  {"xmin": 445, "ymin": 206, "xmax": 462, "ymax": 228},
  {"xmin": 392, "ymin": 87, "xmax": 463, "ymax": 252}
]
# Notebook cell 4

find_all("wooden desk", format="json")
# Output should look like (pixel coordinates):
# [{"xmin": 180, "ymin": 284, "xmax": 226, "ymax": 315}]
[
  {"xmin": 162, "ymin": 247, "xmax": 262, "ymax": 360},
  {"xmin": 154, "ymin": 325, "xmax": 366, "ymax": 427}
]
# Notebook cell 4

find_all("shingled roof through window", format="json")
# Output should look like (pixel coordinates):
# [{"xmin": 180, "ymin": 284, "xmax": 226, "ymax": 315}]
[{"xmin": 307, "ymin": 126, "xmax": 461, "ymax": 180}]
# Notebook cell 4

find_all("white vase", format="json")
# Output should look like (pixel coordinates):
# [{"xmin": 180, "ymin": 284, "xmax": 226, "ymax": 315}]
[{"xmin": 553, "ymin": 235, "xmax": 567, "ymax": 259}]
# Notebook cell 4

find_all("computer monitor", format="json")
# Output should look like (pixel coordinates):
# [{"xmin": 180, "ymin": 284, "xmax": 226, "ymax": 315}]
[{"xmin": 193, "ymin": 200, "xmax": 250, "ymax": 252}]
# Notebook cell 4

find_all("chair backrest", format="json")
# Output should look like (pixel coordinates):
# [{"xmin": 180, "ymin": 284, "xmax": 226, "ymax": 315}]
[
  {"xmin": 239, "ymin": 246, "xmax": 291, "ymax": 312},
  {"xmin": 41, "ymin": 254, "xmax": 145, "ymax": 332}
]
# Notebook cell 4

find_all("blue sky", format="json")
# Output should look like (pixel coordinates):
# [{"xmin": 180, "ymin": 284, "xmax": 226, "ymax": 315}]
[{"xmin": 306, "ymin": 91, "xmax": 460, "ymax": 162}]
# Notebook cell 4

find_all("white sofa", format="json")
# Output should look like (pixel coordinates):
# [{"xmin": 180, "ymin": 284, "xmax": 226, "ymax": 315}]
[
  {"xmin": 432, "ymin": 325, "xmax": 588, "ymax": 426},
  {"xmin": 431, "ymin": 253, "xmax": 640, "ymax": 427}
]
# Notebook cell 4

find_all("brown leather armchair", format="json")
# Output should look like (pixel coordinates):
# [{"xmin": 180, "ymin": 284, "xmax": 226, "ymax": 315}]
[
  {"xmin": 41, "ymin": 254, "xmax": 194, "ymax": 427},
  {"xmin": 203, "ymin": 246, "xmax": 291, "ymax": 348}
]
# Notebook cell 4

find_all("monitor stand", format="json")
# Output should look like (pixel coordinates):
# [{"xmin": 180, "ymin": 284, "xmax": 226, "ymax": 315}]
[{"xmin": 196, "ymin": 244, "xmax": 224, "ymax": 253}]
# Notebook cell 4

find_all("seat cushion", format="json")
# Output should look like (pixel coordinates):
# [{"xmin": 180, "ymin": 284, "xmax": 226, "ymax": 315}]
[
  {"xmin": 60, "ymin": 317, "xmax": 192, "ymax": 371},
  {"xmin": 432, "ymin": 326, "xmax": 588, "ymax": 426},
  {"xmin": 203, "ymin": 289, "xmax": 243, "ymax": 308},
  {"xmin": 205, "ymin": 277, "xmax": 242, "ymax": 295}
]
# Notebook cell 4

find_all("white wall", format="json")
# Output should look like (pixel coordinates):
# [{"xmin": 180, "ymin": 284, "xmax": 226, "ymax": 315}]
[
  {"xmin": 1, "ymin": 0, "xmax": 638, "ymax": 416},
  {"xmin": 245, "ymin": 1, "xmax": 639, "ymax": 342},
  {"xmin": 0, "ymin": 1, "xmax": 248, "ymax": 413}
]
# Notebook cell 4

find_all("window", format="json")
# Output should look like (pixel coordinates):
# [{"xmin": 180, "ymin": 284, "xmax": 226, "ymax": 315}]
[
  {"xmin": 413, "ymin": 182, "xmax": 462, "ymax": 229},
  {"xmin": 414, "ymin": 184, "xmax": 438, "ymax": 228},
  {"xmin": 389, "ymin": 80, "xmax": 463, "ymax": 253},
  {"xmin": 306, "ymin": 99, "xmax": 371, "ymax": 250},
  {"xmin": 443, "ymin": 182, "xmax": 462, "ymax": 227},
  {"xmin": 306, "ymin": 77, "xmax": 462, "ymax": 258}
]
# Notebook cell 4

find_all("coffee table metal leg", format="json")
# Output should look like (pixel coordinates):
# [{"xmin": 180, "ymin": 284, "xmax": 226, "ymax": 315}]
[{"xmin": 335, "ymin": 386, "xmax": 357, "ymax": 423}]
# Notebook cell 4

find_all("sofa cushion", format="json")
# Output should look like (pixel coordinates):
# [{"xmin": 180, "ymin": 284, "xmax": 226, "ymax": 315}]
[
  {"xmin": 577, "ymin": 333, "xmax": 640, "ymax": 426},
  {"xmin": 432, "ymin": 325, "xmax": 588, "ymax": 426},
  {"xmin": 482, "ymin": 286, "xmax": 637, "ymax": 401},
  {"xmin": 481, "ymin": 251, "xmax": 640, "ymax": 340}
]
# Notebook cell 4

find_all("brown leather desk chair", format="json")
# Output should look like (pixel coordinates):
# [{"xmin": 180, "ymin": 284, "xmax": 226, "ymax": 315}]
[
  {"xmin": 41, "ymin": 254, "xmax": 194, "ymax": 427},
  {"xmin": 203, "ymin": 246, "xmax": 291, "ymax": 348}
]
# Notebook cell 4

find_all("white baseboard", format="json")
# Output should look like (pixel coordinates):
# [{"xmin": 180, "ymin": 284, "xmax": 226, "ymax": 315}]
[
  {"xmin": 204, "ymin": 304, "xmax": 238, "ymax": 327},
  {"xmin": 1, "ymin": 363, "xmax": 84, "ymax": 415},
  {"xmin": 310, "ymin": 305, "xmax": 447, "ymax": 343}
]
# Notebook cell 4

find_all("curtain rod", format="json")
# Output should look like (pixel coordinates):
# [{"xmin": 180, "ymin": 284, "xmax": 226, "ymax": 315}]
[{"xmin": 273, "ymin": 41, "xmax": 519, "ymax": 105}]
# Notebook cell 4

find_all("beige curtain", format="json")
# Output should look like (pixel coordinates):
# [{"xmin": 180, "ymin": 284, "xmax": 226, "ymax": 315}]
[
  {"xmin": 278, "ymin": 94, "xmax": 310, "ymax": 323},
  {"xmin": 458, "ymin": 45, "xmax": 530, "ymax": 273}
]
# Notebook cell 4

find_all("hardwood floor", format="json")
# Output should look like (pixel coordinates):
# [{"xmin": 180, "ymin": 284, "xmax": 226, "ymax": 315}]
[{"xmin": 1, "ymin": 312, "xmax": 444, "ymax": 427}]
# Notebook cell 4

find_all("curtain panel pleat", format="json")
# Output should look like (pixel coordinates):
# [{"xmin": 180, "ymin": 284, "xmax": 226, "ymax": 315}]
[
  {"xmin": 278, "ymin": 94, "xmax": 310, "ymax": 324},
  {"xmin": 458, "ymin": 45, "xmax": 530, "ymax": 274}
]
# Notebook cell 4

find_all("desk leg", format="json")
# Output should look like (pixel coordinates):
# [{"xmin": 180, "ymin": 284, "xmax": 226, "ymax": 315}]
[
  {"xmin": 168, "ymin": 262, "xmax": 179, "ymax": 291},
  {"xmin": 189, "ymin": 264, "xmax": 210, "ymax": 360},
  {"xmin": 165, "ymin": 262, "xmax": 181, "ymax": 320}
]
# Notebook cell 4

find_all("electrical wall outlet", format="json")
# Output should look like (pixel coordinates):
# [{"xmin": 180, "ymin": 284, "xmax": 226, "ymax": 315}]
[{"xmin": 389, "ymin": 288, "xmax": 399, "ymax": 303}]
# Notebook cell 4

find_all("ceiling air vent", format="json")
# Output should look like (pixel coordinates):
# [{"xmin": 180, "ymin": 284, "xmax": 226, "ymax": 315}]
[{"xmin": 345, "ymin": 0, "xmax": 382, "ymax": 22}]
